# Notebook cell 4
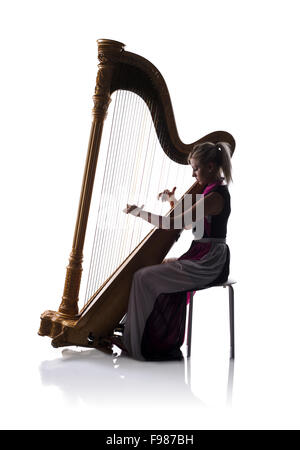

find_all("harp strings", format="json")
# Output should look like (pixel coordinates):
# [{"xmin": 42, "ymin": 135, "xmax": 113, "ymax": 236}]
[
  {"xmin": 84, "ymin": 89, "xmax": 122, "ymax": 303},
  {"xmin": 126, "ymin": 95, "xmax": 158, "ymax": 255},
  {"xmin": 101, "ymin": 89, "xmax": 133, "ymax": 282},
  {"xmin": 88, "ymin": 89, "xmax": 130, "ymax": 301},
  {"xmin": 83, "ymin": 90, "xmax": 190, "ymax": 306},
  {"xmin": 84, "ymin": 91, "xmax": 162, "ymax": 303},
  {"xmin": 106, "ymin": 89, "xmax": 147, "ymax": 281}
]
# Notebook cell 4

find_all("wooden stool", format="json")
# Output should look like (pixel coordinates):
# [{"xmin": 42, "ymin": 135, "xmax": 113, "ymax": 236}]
[{"xmin": 186, "ymin": 279, "xmax": 236, "ymax": 359}]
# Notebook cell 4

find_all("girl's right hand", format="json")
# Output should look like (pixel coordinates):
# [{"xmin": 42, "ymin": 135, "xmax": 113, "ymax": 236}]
[{"xmin": 157, "ymin": 186, "xmax": 177, "ymax": 205}]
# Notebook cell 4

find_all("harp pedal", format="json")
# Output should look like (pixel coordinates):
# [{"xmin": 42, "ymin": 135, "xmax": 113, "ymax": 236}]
[
  {"xmin": 87, "ymin": 332, "xmax": 95, "ymax": 345},
  {"xmin": 114, "ymin": 323, "xmax": 125, "ymax": 334}
]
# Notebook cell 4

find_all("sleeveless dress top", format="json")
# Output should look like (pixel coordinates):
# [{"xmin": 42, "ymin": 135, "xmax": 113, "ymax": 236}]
[
  {"xmin": 194, "ymin": 180, "xmax": 231, "ymax": 239},
  {"xmin": 178, "ymin": 180, "xmax": 231, "ymax": 262}
]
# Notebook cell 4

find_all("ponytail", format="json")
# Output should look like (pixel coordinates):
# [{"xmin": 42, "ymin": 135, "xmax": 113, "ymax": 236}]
[{"xmin": 216, "ymin": 141, "xmax": 233, "ymax": 185}]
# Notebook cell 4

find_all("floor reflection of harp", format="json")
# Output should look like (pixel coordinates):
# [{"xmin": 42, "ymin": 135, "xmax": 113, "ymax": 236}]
[{"xmin": 38, "ymin": 39, "xmax": 235, "ymax": 349}]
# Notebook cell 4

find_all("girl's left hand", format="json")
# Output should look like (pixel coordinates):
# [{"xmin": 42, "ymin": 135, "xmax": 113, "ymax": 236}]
[
  {"xmin": 123, "ymin": 204, "xmax": 144, "ymax": 215},
  {"xmin": 123, "ymin": 204, "xmax": 137, "ymax": 214}
]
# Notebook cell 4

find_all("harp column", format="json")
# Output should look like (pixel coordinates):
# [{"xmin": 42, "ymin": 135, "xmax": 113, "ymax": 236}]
[{"xmin": 58, "ymin": 39, "xmax": 125, "ymax": 317}]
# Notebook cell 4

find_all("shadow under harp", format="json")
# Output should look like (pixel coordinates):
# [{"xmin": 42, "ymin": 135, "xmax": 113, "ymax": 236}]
[{"xmin": 38, "ymin": 39, "xmax": 235, "ymax": 349}]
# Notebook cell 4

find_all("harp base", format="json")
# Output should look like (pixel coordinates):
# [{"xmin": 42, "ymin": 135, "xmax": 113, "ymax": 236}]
[
  {"xmin": 38, "ymin": 309, "xmax": 115, "ymax": 349},
  {"xmin": 38, "ymin": 310, "xmax": 78, "ymax": 347}
]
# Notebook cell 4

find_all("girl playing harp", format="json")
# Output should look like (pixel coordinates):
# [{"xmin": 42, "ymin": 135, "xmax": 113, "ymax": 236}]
[{"xmin": 101, "ymin": 141, "xmax": 232, "ymax": 360}]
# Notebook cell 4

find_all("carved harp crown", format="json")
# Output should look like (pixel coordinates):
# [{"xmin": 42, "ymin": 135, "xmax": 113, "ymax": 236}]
[{"xmin": 38, "ymin": 39, "xmax": 235, "ymax": 349}]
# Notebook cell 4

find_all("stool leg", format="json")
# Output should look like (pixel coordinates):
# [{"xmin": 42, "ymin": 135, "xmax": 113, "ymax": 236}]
[
  {"xmin": 187, "ymin": 292, "xmax": 194, "ymax": 358},
  {"xmin": 228, "ymin": 285, "xmax": 235, "ymax": 359}
]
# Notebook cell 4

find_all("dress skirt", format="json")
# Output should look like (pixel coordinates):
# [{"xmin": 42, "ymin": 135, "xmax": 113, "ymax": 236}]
[{"xmin": 122, "ymin": 239, "xmax": 230, "ymax": 361}]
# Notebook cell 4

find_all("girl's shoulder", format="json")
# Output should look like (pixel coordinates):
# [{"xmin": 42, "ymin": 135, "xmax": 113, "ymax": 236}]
[{"xmin": 211, "ymin": 183, "xmax": 231, "ymax": 201}]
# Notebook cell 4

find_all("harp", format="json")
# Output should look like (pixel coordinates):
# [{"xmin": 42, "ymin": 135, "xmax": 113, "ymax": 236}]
[{"xmin": 38, "ymin": 39, "xmax": 235, "ymax": 349}]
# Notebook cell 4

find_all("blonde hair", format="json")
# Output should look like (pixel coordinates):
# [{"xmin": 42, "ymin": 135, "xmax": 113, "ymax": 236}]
[{"xmin": 188, "ymin": 141, "xmax": 233, "ymax": 184}]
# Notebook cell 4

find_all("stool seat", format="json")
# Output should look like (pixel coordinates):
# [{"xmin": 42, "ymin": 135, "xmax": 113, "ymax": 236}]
[
  {"xmin": 186, "ymin": 278, "xmax": 236, "ymax": 360},
  {"xmin": 200, "ymin": 278, "xmax": 236, "ymax": 289},
  {"xmin": 220, "ymin": 278, "xmax": 236, "ymax": 286}
]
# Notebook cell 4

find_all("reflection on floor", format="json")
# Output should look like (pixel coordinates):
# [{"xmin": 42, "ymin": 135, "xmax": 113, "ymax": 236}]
[{"xmin": 39, "ymin": 347, "xmax": 234, "ymax": 407}]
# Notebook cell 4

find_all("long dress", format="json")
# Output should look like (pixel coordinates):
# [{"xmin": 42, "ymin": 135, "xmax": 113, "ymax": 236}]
[{"xmin": 122, "ymin": 180, "xmax": 231, "ymax": 361}]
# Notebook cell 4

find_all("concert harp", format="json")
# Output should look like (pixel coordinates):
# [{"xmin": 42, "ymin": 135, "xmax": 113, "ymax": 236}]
[{"xmin": 38, "ymin": 39, "xmax": 235, "ymax": 349}]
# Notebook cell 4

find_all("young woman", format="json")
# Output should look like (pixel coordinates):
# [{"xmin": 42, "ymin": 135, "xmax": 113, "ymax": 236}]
[{"xmin": 102, "ymin": 141, "xmax": 232, "ymax": 361}]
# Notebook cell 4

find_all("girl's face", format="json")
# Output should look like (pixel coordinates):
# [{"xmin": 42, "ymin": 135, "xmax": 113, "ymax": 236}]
[{"xmin": 190, "ymin": 158, "xmax": 213, "ymax": 185}]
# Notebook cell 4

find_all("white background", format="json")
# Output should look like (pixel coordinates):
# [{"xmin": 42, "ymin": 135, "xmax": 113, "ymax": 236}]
[{"xmin": 1, "ymin": 0, "xmax": 300, "ymax": 430}]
